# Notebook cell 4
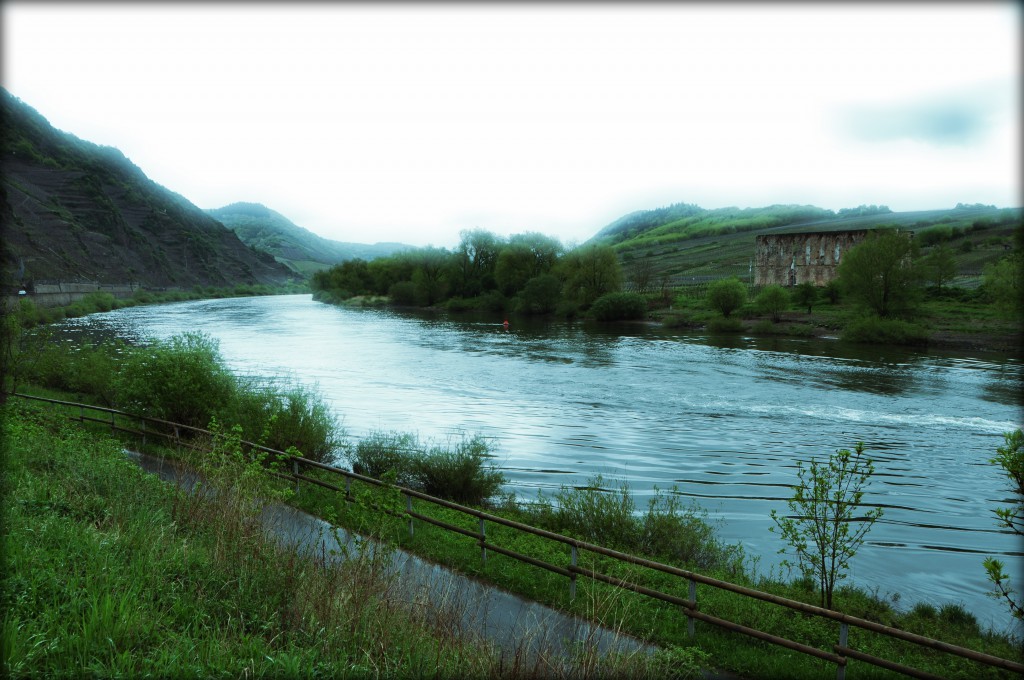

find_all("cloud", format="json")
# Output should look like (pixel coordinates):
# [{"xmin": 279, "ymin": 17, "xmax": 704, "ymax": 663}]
[{"xmin": 839, "ymin": 80, "xmax": 1013, "ymax": 146}]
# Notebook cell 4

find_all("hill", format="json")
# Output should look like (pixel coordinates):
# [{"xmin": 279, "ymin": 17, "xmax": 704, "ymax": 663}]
[
  {"xmin": 0, "ymin": 89, "xmax": 294, "ymax": 289},
  {"xmin": 590, "ymin": 202, "xmax": 1021, "ymax": 286},
  {"xmin": 205, "ymin": 202, "xmax": 410, "ymax": 277}
]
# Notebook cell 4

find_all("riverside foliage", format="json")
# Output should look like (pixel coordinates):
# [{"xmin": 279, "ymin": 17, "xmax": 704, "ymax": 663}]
[{"xmin": 310, "ymin": 231, "xmax": 632, "ymax": 319}]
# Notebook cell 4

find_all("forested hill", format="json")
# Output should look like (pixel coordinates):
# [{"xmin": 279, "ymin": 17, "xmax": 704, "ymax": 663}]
[
  {"xmin": 206, "ymin": 202, "xmax": 411, "ymax": 277},
  {"xmin": 0, "ymin": 88, "xmax": 294, "ymax": 288}
]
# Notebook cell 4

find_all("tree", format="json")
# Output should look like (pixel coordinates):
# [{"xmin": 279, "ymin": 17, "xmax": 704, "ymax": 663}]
[
  {"xmin": 706, "ymin": 277, "xmax": 746, "ymax": 318},
  {"xmin": 411, "ymin": 246, "xmax": 451, "ymax": 306},
  {"xmin": 837, "ymin": 229, "xmax": 921, "ymax": 317},
  {"xmin": 755, "ymin": 285, "xmax": 789, "ymax": 322},
  {"xmin": 923, "ymin": 244, "xmax": 957, "ymax": 290},
  {"xmin": 982, "ymin": 253, "xmax": 1022, "ymax": 315},
  {"xmin": 452, "ymin": 228, "xmax": 502, "ymax": 297},
  {"xmin": 984, "ymin": 429, "xmax": 1024, "ymax": 621},
  {"xmin": 770, "ymin": 442, "xmax": 884, "ymax": 609},
  {"xmin": 793, "ymin": 282, "xmax": 818, "ymax": 314},
  {"xmin": 494, "ymin": 233, "xmax": 563, "ymax": 298},
  {"xmin": 558, "ymin": 244, "xmax": 623, "ymax": 308},
  {"xmin": 516, "ymin": 273, "xmax": 562, "ymax": 314},
  {"xmin": 629, "ymin": 256, "xmax": 655, "ymax": 295}
]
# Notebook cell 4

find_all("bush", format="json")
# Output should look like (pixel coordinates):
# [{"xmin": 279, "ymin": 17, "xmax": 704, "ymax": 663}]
[
  {"xmin": 707, "ymin": 317, "xmax": 744, "ymax": 333},
  {"xmin": 515, "ymin": 475, "xmax": 739, "ymax": 571},
  {"xmin": 413, "ymin": 436, "xmax": 505, "ymax": 505},
  {"xmin": 754, "ymin": 285, "xmax": 789, "ymax": 322},
  {"xmin": 588, "ymin": 291, "xmax": 647, "ymax": 321},
  {"xmin": 388, "ymin": 281, "xmax": 417, "ymax": 305},
  {"xmin": 840, "ymin": 316, "xmax": 929, "ymax": 346},
  {"xmin": 348, "ymin": 431, "xmax": 421, "ymax": 488},
  {"xmin": 706, "ymin": 277, "xmax": 747, "ymax": 317},
  {"xmin": 113, "ymin": 332, "xmax": 235, "ymax": 428},
  {"xmin": 221, "ymin": 382, "xmax": 343, "ymax": 465},
  {"xmin": 347, "ymin": 432, "xmax": 505, "ymax": 505}
]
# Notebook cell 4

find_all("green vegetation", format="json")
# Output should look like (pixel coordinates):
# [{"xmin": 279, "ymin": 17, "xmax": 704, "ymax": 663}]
[
  {"xmin": 839, "ymin": 316, "xmax": 930, "ymax": 346},
  {"xmin": 755, "ymin": 285, "xmax": 790, "ymax": 323},
  {"xmin": 6, "ymin": 325, "xmax": 1023, "ymax": 679},
  {"xmin": 706, "ymin": 277, "xmax": 747, "ymax": 318},
  {"xmin": 5, "ymin": 402, "xmax": 698, "ymax": 679},
  {"xmin": 984, "ymin": 430, "xmax": 1024, "ymax": 621},
  {"xmin": 311, "ymin": 230, "xmax": 626, "ymax": 319},
  {"xmin": 1, "ymin": 88, "xmax": 293, "ymax": 290},
  {"xmin": 837, "ymin": 230, "xmax": 921, "ymax": 318},
  {"xmin": 347, "ymin": 432, "xmax": 506, "ymax": 505},
  {"xmin": 589, "ymin": 292, "xmax": 648, "ymax": 321},
  {"xmin": 770, "ymin": 443, "xmax": 884, "ymax": 609},
  {"xmin": 6, "ymin": 328, "xmax": 341, "ymax": 465}
]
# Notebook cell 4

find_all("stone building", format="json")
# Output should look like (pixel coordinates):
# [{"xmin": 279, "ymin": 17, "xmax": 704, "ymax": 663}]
[{"xmin": 754, "ymin": 230, "xmax": 872, "ymax": 287}]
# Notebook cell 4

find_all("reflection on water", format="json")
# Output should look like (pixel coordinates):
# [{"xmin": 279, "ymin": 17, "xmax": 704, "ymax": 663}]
[{"xmin": 55, "ymin": 295, "xmax": 1023, "ymax": 635}]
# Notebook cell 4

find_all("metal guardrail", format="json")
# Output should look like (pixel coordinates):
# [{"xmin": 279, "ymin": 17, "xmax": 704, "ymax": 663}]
[{"xmin": 12, "ymin": 392, "xmax": 1023, "ymax": 680}]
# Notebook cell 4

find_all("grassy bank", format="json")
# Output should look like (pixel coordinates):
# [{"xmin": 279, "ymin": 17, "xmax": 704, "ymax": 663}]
[
  {"xmin": 3, "ymin": 402, "xmax": 696, "ymax": 679},
  {"xmin": 4, "ymin": 321, "xmax": 1022, "ymax": 678},
  {"xmin": 651, "ymin": 285, "xmax": 1020, "ymax": 352}
]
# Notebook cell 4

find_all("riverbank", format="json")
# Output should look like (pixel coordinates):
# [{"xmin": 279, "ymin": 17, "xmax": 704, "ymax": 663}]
[{"xmin": 3, "ymin": 402, "xmax": 696, "ymax": 679}]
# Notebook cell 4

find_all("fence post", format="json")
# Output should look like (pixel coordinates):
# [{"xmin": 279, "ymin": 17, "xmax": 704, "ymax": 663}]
[
  {"xmin": 344, "ymin": 477, "xmax": 352, "ymax": 502},
  {"xmin": 836, "ymin": 622, "xmax": 849, "ymax": 680},
  {"xmin": 292, "ymin": 458, "xmax": 300, "ymax": 495},
  {"xmin": 479, "ymin": 518, "xmax": 486, "ymax": 567},
  {"xmin": 688, "ymin": 578, "xmax": 697, "ymax": 638},
  {"xmin": 570, "ymin": 545, "xmax": 578, "ymax": 601},
  {"xmin": 110, "ymin": 410, "xmax": 115, "ymax": 433},
  {"xmin": 141, "ymin": 418, "xmax": 146, "ymax": 447},
  {"xmin": 408, "ymin": 495, "xmax": 415, "ymax": 539}
]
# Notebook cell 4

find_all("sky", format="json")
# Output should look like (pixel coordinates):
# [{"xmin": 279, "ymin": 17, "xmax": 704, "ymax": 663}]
[{"xmin": 2, "ymin": 2, "xmax": 1020, "ymax": 249}]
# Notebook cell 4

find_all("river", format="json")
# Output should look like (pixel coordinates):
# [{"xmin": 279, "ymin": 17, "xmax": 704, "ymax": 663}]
[{"xmin": 57, "ymin": 294, "xmax": 1023, "ymax": 635}]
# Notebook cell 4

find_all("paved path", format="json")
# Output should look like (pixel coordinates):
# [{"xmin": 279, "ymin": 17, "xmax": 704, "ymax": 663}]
[{"xmin": 127, "ymin": 450, "xmax": 742, "ymax": 678}]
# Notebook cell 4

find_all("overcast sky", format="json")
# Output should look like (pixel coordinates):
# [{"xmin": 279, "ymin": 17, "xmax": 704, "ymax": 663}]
[{"xmin": 2, "ymin": 3, "xmax": 1020, "ymax": 248}]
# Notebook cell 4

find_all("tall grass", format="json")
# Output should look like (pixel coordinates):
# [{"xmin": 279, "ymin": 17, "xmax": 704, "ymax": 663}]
[
  {"xmin": 3, "ymin": 402, "xmax": 700, "ymax": 679},
  {"xmin": 347, "ymin": 431, "xmax": 506, "ymax": 505}
]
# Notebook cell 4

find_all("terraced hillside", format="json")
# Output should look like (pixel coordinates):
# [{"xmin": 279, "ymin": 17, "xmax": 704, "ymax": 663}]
[{"xmin": 591, "ymin": 203, "xmax": 1021, "ymax": 287}]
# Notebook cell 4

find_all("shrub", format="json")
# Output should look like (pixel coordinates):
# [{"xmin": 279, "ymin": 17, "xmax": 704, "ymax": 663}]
[
  {"xmin": 793, "ymin": 282, "xmax": 818, "ymax": 313},
  {"xmin": 706, "ymin": 277, "xmax": 747, "ymax": 317},
  {"xmin": 348, "ymin": 431, "xmax": 421, "ymax": 488},
  {"xmin": 841, "ymin": 316, "xmax": 929, "ymax": 346},
  {"xmin": 221, "ymin": 382, "xmax": 343, "ymax": 465},
  {"xmin": 754, "ymin": 285, "xmax": 789, "ymax": 322},
  {"xmin": 588, "ymin": 291, "xmax": 647, "ymax": 321},
  {"xmin": 347, "ymin": 432, "xmax": 504, "ymax": 505},
  {"xmin": 516, "ymin": 475, "xmax": 739, "ymax": 571},
  {"xmin": 707, "ymin": 317, "xmax": 744, "ymax": 333},
  {"xmin": 113, "ymin": 332, "xmax": 235, "ymax": 429},
  {"xmin": 413, "ymin": 436, "xmax": 505, "ymax": 505},
  {"xmin": 388, "ymin": 281, "xmax": 417, "ymax": 305}
]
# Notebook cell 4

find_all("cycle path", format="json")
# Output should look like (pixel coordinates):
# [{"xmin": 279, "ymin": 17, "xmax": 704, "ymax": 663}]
[{"xmin": 127, "ymin": 450, "xmax": 742, "ymax": 678}]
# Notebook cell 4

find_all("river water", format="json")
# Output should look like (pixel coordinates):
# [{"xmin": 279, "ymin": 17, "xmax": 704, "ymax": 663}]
[{"xmin": 58, "ymin": 294, "xmax": 1022, "ymax": 634}]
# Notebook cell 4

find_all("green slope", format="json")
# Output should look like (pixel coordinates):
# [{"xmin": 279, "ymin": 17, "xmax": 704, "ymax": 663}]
[
  {"xmin": 591, "ymin": 202, "xmax": 1021, "ymax": 285},
  {"xmin": 206, "ymin": 202, "xmax": 411, "ymax": 276}
]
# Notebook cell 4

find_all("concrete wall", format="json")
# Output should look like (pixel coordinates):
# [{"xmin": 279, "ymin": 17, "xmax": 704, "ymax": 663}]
[
  {"xmin": 754, "ymin": 230, "xmax": 871, "ymax": 287},
  {"xmin": 5, "ymin": 282, "xmax": 141, "ymax": 309}
]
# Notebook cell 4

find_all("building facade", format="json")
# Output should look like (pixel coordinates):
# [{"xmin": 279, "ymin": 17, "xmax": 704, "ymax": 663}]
[{"xmin": 754, "ymin": 230, "xmax": 872, "ymax": 287}]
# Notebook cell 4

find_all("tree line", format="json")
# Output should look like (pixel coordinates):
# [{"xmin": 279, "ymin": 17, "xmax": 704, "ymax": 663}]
[{"xmin": 310, "ymin": 229, "xmax": 626, "ymax": 317}]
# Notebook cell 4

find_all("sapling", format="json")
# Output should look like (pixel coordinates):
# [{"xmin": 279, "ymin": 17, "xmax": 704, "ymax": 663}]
[{"xmin": 770, "ymin": 442, "xmax": 883, "ymax": 609}]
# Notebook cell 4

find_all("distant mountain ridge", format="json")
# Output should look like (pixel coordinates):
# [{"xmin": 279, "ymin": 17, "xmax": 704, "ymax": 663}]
[
  {"xmin": 205, "ymin": 202, "xmax": 411, "ymax": 277},
  {"xmin": 0, "ymin": 88, "xmax": 293, "ymax": 288}
]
